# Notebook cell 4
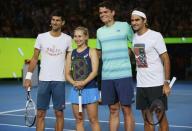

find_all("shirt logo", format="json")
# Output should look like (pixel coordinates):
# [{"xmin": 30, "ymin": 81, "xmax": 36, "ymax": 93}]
[
  {"xmin": 46, "ymin": 45, "xmax": 64, "ymax": 56},
  {"xmin": 134, "ymin": 44, "xmax": 148, "ymax": 68},
  {"xmin": 116, "ymin": 29, "xmax": 121, "ymax": 32}
]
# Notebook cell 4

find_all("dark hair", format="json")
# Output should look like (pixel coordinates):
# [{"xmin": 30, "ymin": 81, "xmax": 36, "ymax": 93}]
[
  {"xmin": 98, "ymin": 1, "xmax": 115, "ymax": 11},
  {"xmin": 50, "ymin": 10, "xmax": 65, "ymax": 21}
]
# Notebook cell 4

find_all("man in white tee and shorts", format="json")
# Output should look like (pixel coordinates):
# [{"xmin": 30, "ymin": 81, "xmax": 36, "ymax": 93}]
[
  {"xmin": 24, "ymin": 10, "xmax": 72, "ymax": 131},
  {"xmin": 131, "ymin": 8, "xmax": 171, "ymax": 131}
]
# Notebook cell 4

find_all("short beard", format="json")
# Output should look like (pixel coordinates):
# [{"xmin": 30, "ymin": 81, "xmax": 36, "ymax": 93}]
[
  {"xmin": 52, "ymin": 28, "xmax": 61, "ymax": 32},
  {"xmin": 133, "ymin": 28, "xmax": 139, "ymax": 32}
]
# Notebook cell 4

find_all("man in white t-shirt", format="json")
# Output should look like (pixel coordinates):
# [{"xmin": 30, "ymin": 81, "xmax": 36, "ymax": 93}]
[
  {"xmin": 131, "ymin": 8, "xmax": 171, "ymax": 131},
  {"xmin": 24, "ymin": 10, "xmax": 72, "ymax": 131}
]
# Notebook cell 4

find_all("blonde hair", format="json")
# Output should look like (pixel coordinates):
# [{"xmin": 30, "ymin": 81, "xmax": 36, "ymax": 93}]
[{"xmin": 74, "ymin": 26, "xmax": 89, "ymax": 44}]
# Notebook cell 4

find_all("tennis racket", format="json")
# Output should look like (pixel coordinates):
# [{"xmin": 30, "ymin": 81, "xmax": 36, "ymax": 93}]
[
  {"xmin": 24, "ymin": 87, "xmax": 36, "ymax": 127},
  {"xmin": 71, "ymin": 57, "xmax": 89, "ymax": 112},
  {"xmin": 145, "ymin": 77, "xmax": 177, "ymax": 125}
]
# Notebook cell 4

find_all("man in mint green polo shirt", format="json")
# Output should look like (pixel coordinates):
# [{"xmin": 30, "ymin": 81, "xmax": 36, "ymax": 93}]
[{"xmin": 96, "ymin": 1, "xmax": 135, "ymax": 131}]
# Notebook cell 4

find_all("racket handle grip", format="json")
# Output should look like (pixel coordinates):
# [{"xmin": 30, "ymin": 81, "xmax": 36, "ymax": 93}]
[
  {"xmin": 169, "ymin": 77, "xmax": 176, "ymax": 88},
  {"xmin": 27, "ymin": 87, "xmax": 31, "ymax": 92},
  {"xmin": 79, "ymin": 95, "xmax": 82, "ymax": 112}
]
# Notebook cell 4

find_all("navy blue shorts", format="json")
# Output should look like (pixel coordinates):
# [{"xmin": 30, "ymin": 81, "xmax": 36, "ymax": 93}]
[
  {"xmin": 136, "ymin": 86, "xmax": 168, "ymax": 110},
  {"xmin": 101, "ymin": 77, "xmax": 134, "ymax": 105},
  {"xmin": 37, "ymin": 81, "xmax": 65, "ymax": 110}
]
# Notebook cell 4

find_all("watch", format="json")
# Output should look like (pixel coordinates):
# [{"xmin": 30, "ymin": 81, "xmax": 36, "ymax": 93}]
[{"xmin": 164, "ymin": 80, "xmax": 170, "ymax": 83}]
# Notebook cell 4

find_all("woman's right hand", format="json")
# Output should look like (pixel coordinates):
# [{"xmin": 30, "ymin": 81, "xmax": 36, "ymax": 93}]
[{"xmin": 73, "ymin": 81, "xmax": 85, "ymax": 89}]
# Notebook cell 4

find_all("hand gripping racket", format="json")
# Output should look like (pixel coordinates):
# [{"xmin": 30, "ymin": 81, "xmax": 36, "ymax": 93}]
[
  {"xmin": 25, "ymin": 87, "xmax": 36, "ymax": 127},
  {"xmin": 145, "ymin": 77, "xmax": 177, "ymax": 125},
  {"xmin": 71, "ymin": 57, "xmax": 89, "ymax": 112}
]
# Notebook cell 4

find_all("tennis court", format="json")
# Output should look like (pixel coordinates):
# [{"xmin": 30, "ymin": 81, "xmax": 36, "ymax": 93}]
[{"xmin": 0, "ymin": 80, "xmax": 192, "ymax": 131}]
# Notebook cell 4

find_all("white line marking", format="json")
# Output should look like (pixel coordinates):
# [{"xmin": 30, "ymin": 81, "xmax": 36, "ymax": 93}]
[
  {"xmin": 1, "ymin": 114, "xmax": 192, "ymax": 129},
  {"xmin": 0, "ymin": 123, "xmax": 75, "ymax": 131},
  {"xmin": 12, "ymin": 72, "xmax": 17, "ymax": 78},
  {"xmin": 171, "ymin": 92, "xmax": 192, "ymax": 96},
  {"xmin": 0, "ymin": 109, "xmax": 25, "ymax": 114},
  {"xmin": 18, "ymin": 48, "xmax": 24, "ymax": 56},
  {"xmin": 0, "ymin": 103, "xmax": 71, "ymax": 115}
]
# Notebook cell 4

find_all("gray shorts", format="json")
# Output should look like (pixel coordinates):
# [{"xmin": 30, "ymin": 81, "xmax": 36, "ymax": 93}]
[{"xmin": 37, "ymin": 81, "xmax": 65, "ymax": 110}]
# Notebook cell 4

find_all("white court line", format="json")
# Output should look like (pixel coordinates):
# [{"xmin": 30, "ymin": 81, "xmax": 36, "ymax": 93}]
[
  {"xmin": 171, "ymin": 92, "xmax": 192, "ymax": 96},
  {"xmin": 0, "ymin": 123, "xmax": 75, "ymax": 131},
  {"xmin": 1, "ymin": 113, "xmax": 192, "ymax": 129},
  {"xmin": 0, "ymin": 108, "xmax": 25, "ymax": 115},
  {"xmin": 0, "ymin": 102, "xmax": 71, "ymax": 115}
]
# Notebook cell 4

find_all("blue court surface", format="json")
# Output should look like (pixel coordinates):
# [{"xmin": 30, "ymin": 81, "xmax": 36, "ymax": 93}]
[{"xmin": 0, "ymin": 80, "xmax": 192, "ymax": 131}]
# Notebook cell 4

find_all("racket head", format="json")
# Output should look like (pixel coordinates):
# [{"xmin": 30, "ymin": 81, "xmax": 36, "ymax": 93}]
[
  {"xmin": 150, "ymin": 99, "xmax": 164, "ymax": 113},
  {"xmin": 25, "ymin": 99, "xmax": 36, "ymax": 127},
  {"xmin": 145, "ymin": 99, "xmax": 165, "ymax": 125},
  {"xmin": 25, "ymin": 88, "xmax": 36, "ymax": 127},
  {"xmin": 71, "ymin": 57, "xmax": 89, "ymax": 81}
]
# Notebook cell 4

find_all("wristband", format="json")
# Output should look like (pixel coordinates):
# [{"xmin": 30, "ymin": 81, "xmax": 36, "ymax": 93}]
[
  {"xmin": 25, "ymin": 72, "xmax": 33, "ymax": 80},
  {"xmin": 164, "ymin": 80, "xmax": 170, "ymax": 83}
]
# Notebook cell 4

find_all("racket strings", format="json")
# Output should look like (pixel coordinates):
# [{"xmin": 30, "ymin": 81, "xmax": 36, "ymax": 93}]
[
  {"xmin": 145, "ymin": 99, "xmax": 165, "ymax": 125},
  {"xmin": 25, "ymin": 100, "xmax": 36, "ymax": 126},
  {"xmin": 71, "ymin": 58, "xmax": 89, "ymax": 81}
]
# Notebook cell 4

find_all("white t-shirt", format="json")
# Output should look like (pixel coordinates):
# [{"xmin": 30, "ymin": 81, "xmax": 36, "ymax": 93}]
[
  {"xmin": 132, "ymin": 29, "xmax": 167, "ymax": 87},
  {"xmin": 35, "ymin": 32, "xmax": 72, "ymax": 81}
]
